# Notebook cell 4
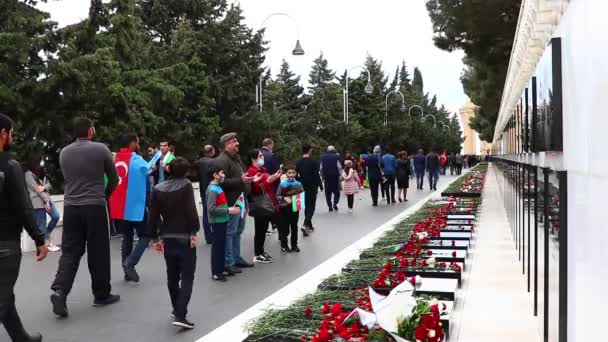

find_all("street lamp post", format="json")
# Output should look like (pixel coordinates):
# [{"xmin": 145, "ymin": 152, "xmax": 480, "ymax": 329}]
[
  {"xmin": 384, "ymin": 90, "xmax": 406, "ymax": 126},
  {"xmin": 422, "ymin": 114, "xmax": 437, "ymax": 128},
  {"xmin": 408, "ymin": 105, "xmax": 424, "ymax": 120},
  {"xmin": 439, "ymin": 121, "xmax": 451, "ymax": 132},
  {"xmin": 343, "ymin": 65, "xmax": 373, "ymax": 123},
  {"xmin": 256, "ymin": 13, "xmax": 305, "ymax": 112}
]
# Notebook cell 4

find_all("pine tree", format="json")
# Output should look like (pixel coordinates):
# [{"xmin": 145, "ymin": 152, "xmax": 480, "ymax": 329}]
[
  {"xmin": 412, "ymin": 67, "xmax": 424, "ymax": 96},
  {"xmin": 308, "ymin": 53, "xmax": 336, "ymax": 93},
  {"xmin": 398, "ymin": 61, "xmax": 411, "ymax": 91},
  {"xmin": 389, "ymin": 66, "xmax": 399, "ymax": 91}
]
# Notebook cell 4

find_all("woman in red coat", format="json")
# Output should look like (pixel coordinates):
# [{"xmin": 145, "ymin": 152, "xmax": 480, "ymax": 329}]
[{"xmin": 247, "ymin": 149, "xmax": 282, "ymax": 264}]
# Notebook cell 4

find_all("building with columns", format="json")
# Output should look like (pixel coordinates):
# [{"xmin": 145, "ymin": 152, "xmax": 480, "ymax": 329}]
[{"xmin": 458, "ymin": 99, "xmax": 492, "ymax": 155}]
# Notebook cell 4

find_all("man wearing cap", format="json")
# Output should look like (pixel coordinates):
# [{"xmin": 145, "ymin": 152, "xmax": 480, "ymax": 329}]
[{"xmin": 215, "ymin": 133, "xmax": 255, "ymax": 274}]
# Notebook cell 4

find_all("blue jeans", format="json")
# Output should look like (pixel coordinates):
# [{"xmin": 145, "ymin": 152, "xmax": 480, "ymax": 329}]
[
  {"xmin": 34, "ymin": 203, "xmax": 60, "ymax": 241},
  {"xmin": 415, "ymin": 171, "xmax": 425, "ymax": 189},
  {"xmin": 116, "ymin": 219, "xmax": 150, "ymax": 268},
  {"xmin": 225, "ymin": 214, "xmax": 246, "ymax": 267},
  {"xmin": 201, "ymin": 192, "xmax": 213, "ymax": 243},
  {"xmin": 429, "ymin": 169, "xmax": 440, "ymax": 189}
]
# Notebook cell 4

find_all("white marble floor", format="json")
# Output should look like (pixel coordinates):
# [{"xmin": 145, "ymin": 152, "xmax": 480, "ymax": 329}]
[{"xmin": 453, "ymin": 165, "xmax": 542, "ymax": 342}]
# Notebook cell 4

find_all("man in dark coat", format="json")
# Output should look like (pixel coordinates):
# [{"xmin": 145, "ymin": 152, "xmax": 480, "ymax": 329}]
[
  {"xmin": 365, "ymin": 146, "xmax": 383, "ymax": 207},
  {"xmin": 198, "ymin": 145, "xmax": 216, "ymax": 244},
  {"xmin": 320, "ymin": 146, "xmax": 341, "ymax": 212},
  {"xmin": 413, "ymin": 149, "xmax": 426, "ymax": 190}
]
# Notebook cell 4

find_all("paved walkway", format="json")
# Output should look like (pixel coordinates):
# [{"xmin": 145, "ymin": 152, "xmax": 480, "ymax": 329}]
[
  {"xmin": 454, "ymin": 165, "xmax": 541, "ymax": 342},
  {"xmin": 3, "ymin": 174, "xmax": 458, "ymax": 342}
]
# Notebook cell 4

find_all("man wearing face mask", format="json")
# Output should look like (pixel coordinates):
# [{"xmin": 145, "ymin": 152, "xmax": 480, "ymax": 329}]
[
  {"xmin": 50, "ymin": 117, "xmax": 119, "ymax": 318},
  {"xmin": 0, "ymin": 113, "xmax": 48, "ymax": 341}
]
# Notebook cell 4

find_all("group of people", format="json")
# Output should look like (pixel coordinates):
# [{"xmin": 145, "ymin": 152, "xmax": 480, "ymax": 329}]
[{"xmin": 0, "ymin": 110, "xmax": 478, "ymax": 341}]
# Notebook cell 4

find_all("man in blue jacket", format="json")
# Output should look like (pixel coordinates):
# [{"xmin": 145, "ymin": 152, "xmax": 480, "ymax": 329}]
[
  {"xmin": 320, "ymin": 146, "xmax": 341, "ymax": 212},
  {"xmin": 413, "ymin": 149, "xmax": 426, "ymax": 190},
  {"xmin": 381, "ymin": 150, "xmax": 397, "ymax": 204},
  {"xmin": 365, "ymin": 146, "xmax": 383, "ymax": 207},
  {"xmin": 426, "ymin": 149, "xmax": 441, "ymax": 191}
]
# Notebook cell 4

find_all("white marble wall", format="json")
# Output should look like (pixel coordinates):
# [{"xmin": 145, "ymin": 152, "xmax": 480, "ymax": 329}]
[{"xmin": 557, "ymin": 1, "xmax": 608, "ymax": 340}]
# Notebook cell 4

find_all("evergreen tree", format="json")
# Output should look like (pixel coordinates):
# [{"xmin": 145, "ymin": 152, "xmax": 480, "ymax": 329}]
[
  {"xmin": 308, "ymin": 53, "xmax": 335, "ymax": 93},
  {"xmin": 412, "ymin": 67, "xmax": 424, "ymax": 96}
]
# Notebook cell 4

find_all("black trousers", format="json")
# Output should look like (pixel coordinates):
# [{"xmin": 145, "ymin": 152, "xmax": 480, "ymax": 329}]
[
  {"xmin": 0, "ymin": 241, "xmax": 32, "ymax": 341},
  {"xmin": 115, "ymin": 219, "xmax": 146, "ymax": 263},
  {"xmin": 346, "ymin": 194, "xmax": 354, "ymax": 209},
  {"xmin": 253, "ymin": 215, "xmax": 272, "ymax": 255},
  {"xmin": 456, "ymin": 164, "xmax": 463, "ymax": 175},
  {"xmin": 369, "ymin": 178, "xmax": 380, "ymax": 205},
  {"xmin": 164, "ymin": 239, "xmax": 196, "ymax": 320},
  {"xmin": 279, "ymin": 209, "xmax": 299, "ymax": 248},
  {"xmin": 323, "ymin": 177, "xmax": 340, "ymax": 208},
  {"xmin": 51, "ymin": 205, "xmax": 111, "ymax": 299},
  {"xmin": 210, "ymin": 222, "xmax": 226, "ymax": 276},
  {"xmin": 303, "ymin": 188, "xmax": 317, "ymax": 227},
  {"xmin": 383, "ymin": 175, "xmax": 396, "ymax": 203}
]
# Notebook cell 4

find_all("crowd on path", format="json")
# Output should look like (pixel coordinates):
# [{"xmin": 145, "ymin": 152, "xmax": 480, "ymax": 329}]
[{"xmin": 0, "ymin": 113, "xmax": 482, "ymax": 341}]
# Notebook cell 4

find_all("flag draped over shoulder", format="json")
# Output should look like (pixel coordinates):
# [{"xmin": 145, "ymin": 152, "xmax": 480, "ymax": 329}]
[
  {"xmin": 292, "ymin": 192, "xmax": 305, "ymax": 212},
  {"xmin": 109, "ymin": 149, "xmax": 150, "ymax": 221},
  {"xmin": 148, "ymin": 150, "xmax": 162, "ymax": 168},
  {"xmin": 235, "ymin": 192, "xmax": 247, "ymax": 219}
]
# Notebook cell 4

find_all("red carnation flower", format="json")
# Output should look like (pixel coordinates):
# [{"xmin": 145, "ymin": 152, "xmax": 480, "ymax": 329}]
[
  {"xmin": 414, "ymin": 325, "xmax": 429, "ymax": 340},
  {"xmin": 422, "ymin": 314, "xmax": 436, "ymax": 329},
  {"xmin": 321, "ymin": 302, "xmax": 330, "ymax": 314},
  {"xmin": 330, "ymin": 302, "xmax": 343, "ymax": 317},
  {"xmin": 304, "ymin": 307, "xmax": 313, "ymax": 317},
  {"xmin": 452, "ymin": 240, "xmax": 456, "ymax": 246},
  {"xmin": 427, "ymin": 250, "xmax": 433, "ymax": 256},
  {"xmin": 452, "ymin": 251, "xmax": 457, "ymax": 258},
  {"xmin": 430, "ymin": 304, "xmax": 440, "ymax": 314}
]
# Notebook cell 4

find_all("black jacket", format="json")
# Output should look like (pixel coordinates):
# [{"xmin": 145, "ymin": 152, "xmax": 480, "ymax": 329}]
[
  {"xmin": 146, "ymin": 178, "xmax": 200, "ymax": 240},
  {"xmin": 296, "ymin": 156, "xmax": 321, "ymax": 190},
  {"xmin": 0, "ymin": 152, "xmax": 44, "ymax": 246},
  {"xmin": 214, "ymin": 151, "xmax": 250, "ymax": 205},
  {"xmin": 198, "ymin": 156, "xmax": 214, "ymax": 199}
]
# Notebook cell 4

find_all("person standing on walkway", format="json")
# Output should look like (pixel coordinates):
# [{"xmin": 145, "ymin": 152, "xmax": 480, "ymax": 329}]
[
  {"xmin": 260, "ymin": 138, "xmax": 280, "ymax": 234},
  {"xmin": 215, "ymin": 133, "xmax": 254, "ymax": 274},
  {"xmin": 147, "ymin": 157, "xmax": 199, "ymax": 329},
  {"xmin": 152, "ymin": 140, "xmax": 170, "ymax": 185},
  {"xmin": 455, "ymin": 153, "xmax": 463, "ymax": 175},
  {"xmin": 426, "ymin": 149, "xmax": 441, "ymax": 191},
  {"xmin": 0, "ymin": 113, "xmax": 48, "ymax": 342},
  {"xmin": 198, "ymin": 145, "xmax": 216, "ymax": 244},
  {"xmin": 50, "ymin": 117, "xmax": 119, "ymax": 318},
  {"xmin": 320, "ymin": 145, "xmax": 341, "ymax": 212},
  {"xmin": 205, "ymin": 163, "xmax": 241, "ymax": 282},
  {"xmin": 276, "ymin": 166, "xmax": 304, "ymax": 253},
  {"xmin": 381, "ymin": 150, "xmax": 397, "ymax": 204},
  {"xmin": 341, "ymin": 160, "xmax": 361, "ymax": 213},
  {"xmin": 448, "ymin": 152, "xmax": 456, "ymax": 175},
  {"xmin": 25, "ymin": 155, "xmax": 61, "ymax": 252},
  {"xmin": 108, "ymin": 133, "xmax": 150, "ymax": 284},
  {"xmin": 413, "ymin": 149, "xmax": 426, "ymax": 190},
  {"xmin": 439, "ymin": 151, "xmax": 448, "ymax": 175},
  {"xmin": 296, "ymin": 144, "xmax": 322, "ymax": 233},
  {"xmin": 396, "ymin": 151, "xmax": 411, "ymax": 202},
  {"xmin": 365, "ymin": 146, "xmax": 383, "ymax": 207},
  {"xmin": 246, "ymin": 149, "xmax": 281, "ymax": 263}
]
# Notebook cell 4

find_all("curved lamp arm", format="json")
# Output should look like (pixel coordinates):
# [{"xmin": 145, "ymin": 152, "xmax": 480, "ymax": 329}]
[
  {"xmin": 260, "ymin": 13, "xmax": 304, "ymax": 55},
  {"xmin": 384, "ymin": 90, "xmax": 406, "ymax": 126},
  {"xmin": 423, "ymin": 114, "xmax": 437, "ymax": 128},
  {"xmin": 408, "ymin": 105, "xmax": 424, "ymax": 120}
]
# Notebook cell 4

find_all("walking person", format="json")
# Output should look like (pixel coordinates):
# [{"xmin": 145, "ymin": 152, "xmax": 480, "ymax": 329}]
[
  {"xmin": 205, "ymin": 163, "xmax": 241, "ymax": 282},
  {"xmin": 276, "ymin": 166, "xmax": 304, "ymax": 253},
  {"xmin": 320, "ymin": 146, "xmax": 341, "ymax": 212},
  {"xmin": 413, "ymin": 149, "xmax": 426, "ymax": 190},
  {"xmin": 440, "ymin": 151, "xmax": 448, "ymax": 175},
  {"xmin": 147, "ymin": 157, "xmax": 199, "ymax": 329},
  {"xmin": 152, "ymin": 140, "xmax": 171, "ymax": 185},
  {"xmin": 296, "ymin": 144, "xmax": 322, "ymax": 234},
  {"xmin": 381, "ymin": 150, "xmax": 397, "ymax": 204},
  {"xmin": 426, "ymin": 149, "xmax": 441, "ymax": 191},
  {"xmin": 198, "ymin": 145, "xmax": 216, "ymax": 244},
  {"xmin": 246, "ymin": 149, "xmax": 281, "ymax": 263},
  {"xmin": 109, "ymin": 133, "xmax": 151, "ymax": 284},
  {"xmin": 50, "ymin": 117, "xmax": 119, "ymax": 318},
  {"xmin": 25, "ymin": 155, "xmax": 61, "ymax": 252},
  {"xmin": 448, "ymin": 152, "xmax": 456, "ymax": 175},
  {"xmin": 260, "ymin": 138, "xmax": 281, "ymax": 234},
  {"xmin": 365, "ymin": 146, "xmax": 383, "ymax": 207},
  {"xmin": 0, "ymin": 113, "xmax": 48, "ymax": 342},
  {"xmin": 455, "ymin": 153, "xmax": 463, "ymax": 175},
  {"xmin": 396, "ymin": 151, "xmax": 411, "ymax": 202},
  {"xmin": 215, "ymin": 133, "xmax": 254, "ymax": 274},
  {"xmin": 341, "ymin": 160, "xmax": 362, "ymax": 213}
]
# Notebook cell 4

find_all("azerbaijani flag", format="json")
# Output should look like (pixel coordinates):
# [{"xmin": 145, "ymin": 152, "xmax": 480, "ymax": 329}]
[
  {"xmin": 292, "ymin": 192, "xmax": 305, "ymax": 212},
  {"xmin": 235, "ymin": 192, "xmax": 247, "ymax": 219},
  {"xmin": 109, "ymin": 149, "xmax": 150, "ymax": 221},
  {"xmin": 148, "ymin": 150, "xmax": 162, "ymax": 168}
]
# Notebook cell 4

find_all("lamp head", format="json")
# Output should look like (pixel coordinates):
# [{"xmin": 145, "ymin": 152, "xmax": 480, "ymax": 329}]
[
  {"xmin": 400, "ymin": 103, "xmax": 407, "ymax": 112},
  {"xmin": 364, "ymin": 83, "xmax": 373, "ymax": 94},
  {"xmin": 292, "ymin": 40, "xmax": 305, "ymax": 56}
]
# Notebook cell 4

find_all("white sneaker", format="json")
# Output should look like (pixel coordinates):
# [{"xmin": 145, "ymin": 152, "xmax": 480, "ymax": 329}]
[
  {"xmin": 348, "ymin": 209, "xmax": 353, "ymax": 213},
  {"xmin": 48, "ymin": 243, "xmax": 61, "ymax": 252},
  {"xmin": 252, "ymin": 255, "xmax": 272, "ymax": 264}
]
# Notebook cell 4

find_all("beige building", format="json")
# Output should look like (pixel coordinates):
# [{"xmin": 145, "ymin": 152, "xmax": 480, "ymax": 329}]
[{"xmin": 459, "ymin": 99, "xmax": 492, "ymax": 155}]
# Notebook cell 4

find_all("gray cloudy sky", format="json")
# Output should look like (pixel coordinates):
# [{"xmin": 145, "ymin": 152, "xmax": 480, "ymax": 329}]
[{"xmin": 38, "ymin": 0, "xmax": 467, "ymax": 115}]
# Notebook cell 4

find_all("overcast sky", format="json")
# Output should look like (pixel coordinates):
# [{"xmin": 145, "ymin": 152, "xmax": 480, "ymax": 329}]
[{"xmin": 37, "ymin": 0, "xmax": 467, "ymax": 116}]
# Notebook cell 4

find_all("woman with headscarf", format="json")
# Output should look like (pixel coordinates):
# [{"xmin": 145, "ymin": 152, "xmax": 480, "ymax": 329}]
[{"xmin": 396, "ymin": 151, "xmax": 411, "ymax": 202}]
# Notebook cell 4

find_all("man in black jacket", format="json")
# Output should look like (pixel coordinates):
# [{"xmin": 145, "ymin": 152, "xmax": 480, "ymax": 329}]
[
  {"xmin": 0, "ymin": 113, "xmax": 48, "ymax": 342},
  {"xmin": 296, "ymin": 144, "xmax": 322, "ymax": 233},
  {"xmin": 320, "ymin": 146, "xmax": 341, "ymax": 212},
  {"xmin": 198, "ymin": 145, "xmax": 216, "ymax": 244}
]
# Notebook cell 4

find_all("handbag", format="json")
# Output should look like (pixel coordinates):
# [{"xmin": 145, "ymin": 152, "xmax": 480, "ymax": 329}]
[{"xmin": 248, "ymin": 186, "xmax": 275, "ymax": 217}]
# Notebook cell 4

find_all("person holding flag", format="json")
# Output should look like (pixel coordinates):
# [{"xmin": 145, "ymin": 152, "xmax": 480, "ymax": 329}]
[
  {"xmin": 108, "ymin": 132, "xmax": 150, "ymax": 283},
  {"xmin": 276, "ymin": 165, "xmax": 305, "ymax": 253}
]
